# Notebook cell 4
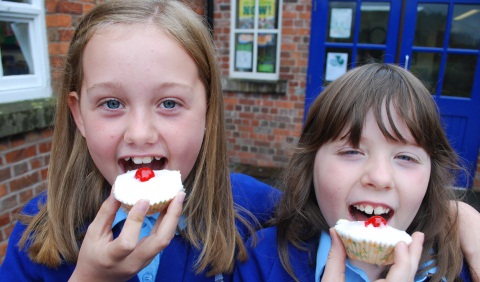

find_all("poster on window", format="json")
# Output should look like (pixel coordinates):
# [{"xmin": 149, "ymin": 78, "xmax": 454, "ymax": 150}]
[
  {"xmin": 235, "ymin": 34, "xmax": 253, "ymax": 71},
  {"xmin": 238, "ymin": 0, "xmax": 255, "ymax": 29},
  {"xmin": 325, "ymin": 52, "xmax": 348, "ymax": 81},
  {"xmin": 329, "ymin": 8, "xmax": 352, "ymax": 38},
  {"xmin": 259, "ymin": 0, "xmax": 276, "ymax": 29}
]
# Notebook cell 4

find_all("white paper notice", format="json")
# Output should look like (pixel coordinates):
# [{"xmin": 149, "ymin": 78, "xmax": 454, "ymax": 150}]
[
  {"xmin": 325, "ymin": 52, "xmax": 348, "ymax": 81},
  {"xmin": 329, "ymin": 8, "xmax": 352, "ymax": 38}
]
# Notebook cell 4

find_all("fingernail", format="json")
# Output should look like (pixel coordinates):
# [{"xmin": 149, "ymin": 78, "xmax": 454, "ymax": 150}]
[
  {"xmin": 137, "ymin": 199, "xmax": 150, "ymax": 212},
  {"xmin": 176, "ymin": 191, "xmax": 186, "ymax": 203}
]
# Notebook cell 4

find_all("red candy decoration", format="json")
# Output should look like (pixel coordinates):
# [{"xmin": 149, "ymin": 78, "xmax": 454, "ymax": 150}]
[
  {"xmin": 135, "ymin": 167, "xmax": 155, "ymax": 182},
  {"xmin": 364, "ymin": 215, "xmax": 387, "ymax": 227}
]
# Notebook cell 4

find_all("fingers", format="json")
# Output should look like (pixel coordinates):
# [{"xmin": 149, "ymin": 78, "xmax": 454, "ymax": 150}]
[
  {"xmin": 139, "ymin": 191, "xmax": 185, "ymax": 256},
  {"xmin": 87, "ymin": 193, "xmax": 121, "ymax": 236},
  {"xmin": 108, "ymin": 199, "xmax": 150, "ymax": 260},
  {"xmin": 322, "ymin": 228, "xmax": 346, "ymax": 282},
  {"xmin": 382, "ymin": 231, "xmax": 424, "ymax": 282}
]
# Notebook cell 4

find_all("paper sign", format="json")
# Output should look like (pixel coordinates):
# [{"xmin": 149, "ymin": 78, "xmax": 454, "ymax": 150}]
[
  {"xmin": 325, "ymin": 52, "xmax": 348, "ymax": 81},
  {"xmin": 329, "ymin": 8, "xmax": 352, "ymax": 38}
]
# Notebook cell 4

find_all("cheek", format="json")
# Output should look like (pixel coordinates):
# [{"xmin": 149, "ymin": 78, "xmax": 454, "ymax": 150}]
[
  {"xmin": 172, "ymin": 121, "xmax": 205, "ymax": 180},
  {"xmin": 313, "ymin": 158, "xmax": 344, "ymax": 227}
]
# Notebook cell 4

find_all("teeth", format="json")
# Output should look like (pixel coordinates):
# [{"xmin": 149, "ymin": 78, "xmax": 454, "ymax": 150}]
[
  {"xmin": 130, "ymin": 156, "xmax": 154, "ymax": 164},
  {"xmin": 354, "ymin": 204, "xmax": 390, "ymax": 215}
]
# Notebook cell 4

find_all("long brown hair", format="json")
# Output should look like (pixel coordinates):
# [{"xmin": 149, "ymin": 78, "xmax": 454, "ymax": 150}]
[
  {"xmin": 276, "ymin": 63, "xmax": 463, "ymax": 281},
  {"xmin": 19, "ymin": 0, "xmax": 247, "ymax": 275}
]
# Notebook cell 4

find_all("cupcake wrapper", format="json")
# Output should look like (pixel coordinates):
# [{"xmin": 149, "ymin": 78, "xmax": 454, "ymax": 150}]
[
  {"xmin": 337, "ymin": 234, "xmax": 395, "ymax": 265},
  {"xmin": 120, "ymin": 199, "xmax": 173, "ymax": 215}
]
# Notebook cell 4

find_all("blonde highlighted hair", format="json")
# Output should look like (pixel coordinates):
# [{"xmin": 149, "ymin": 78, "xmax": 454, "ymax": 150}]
[{"xmin": 19, "ymin": 0, "xmax": 246, "ymax": 275}]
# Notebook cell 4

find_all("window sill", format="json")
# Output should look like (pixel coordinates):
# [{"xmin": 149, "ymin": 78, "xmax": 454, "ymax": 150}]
[
  {"xmin": 222, "ymin": 76, "xmax": 287, "ymax": 95},
  {"xmin": 0, "ymin": 98, "xmax": 55, "ymax": 139}
]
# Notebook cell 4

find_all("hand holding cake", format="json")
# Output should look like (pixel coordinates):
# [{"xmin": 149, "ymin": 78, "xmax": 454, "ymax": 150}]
[{"xmin": 334, "ymin": 216, "xmax": 412, "ymax": 265}]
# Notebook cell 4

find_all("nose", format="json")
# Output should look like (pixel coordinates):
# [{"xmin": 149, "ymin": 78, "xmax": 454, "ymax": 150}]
[
  {"xmin": 124, "ymin": 111, "xmax": 158, "ymax": 145},
  {"xmin": 361, "ymin": 156, "xmax": 395, "ymax": 190}
]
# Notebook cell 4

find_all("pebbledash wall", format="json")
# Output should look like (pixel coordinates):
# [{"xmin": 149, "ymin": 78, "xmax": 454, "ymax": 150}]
[{"xmin": 1, "ymin": 0, "xmax": 480, "ymax": 265}]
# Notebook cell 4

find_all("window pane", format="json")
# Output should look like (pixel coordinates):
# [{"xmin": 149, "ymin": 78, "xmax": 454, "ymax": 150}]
[
  {"xmin": 327, "ymin": 2, "xmax": 356, "ymax": 43},
  {"xmin": 359, "ymin": 3, "xmax": 390, "ymax": 44},
  {"xmin": 414, "ymin": 4, "xmax": 448, "ymax": 47},
  {"xmin": 259, "ymin": 0, "xmax": 278, "ymax": 29},
  {"xmin": 234, "ymin": 33, "xmax": 254, "ymax": 72},
  {"xmin": 356, "ymin": 49, "xmax": 384, "ymax": 65},
  {"xmin": 1, "ymin": 21, "xmax": 32, "ymax": 76},
  {"xmin": 237, "ymin": 0, "xmax": 255, "ymax": 29},
  {"xmin": 323, "ymin": 48, "xmax": 351, "ymax": 85},
  {"xmin": 450, "ymin": 5, "xmax": 480, "ymax": 49},
  {"xmin": 443, "ymin": 54, "xmax": 476, "ymax": 98},
  {"xmin": 257, "ymin": 34, "xmax": 276, "ymax": 73},
  {"xmin": 410, "ymin": 52, "xmax": 441, "ymax": 94}
]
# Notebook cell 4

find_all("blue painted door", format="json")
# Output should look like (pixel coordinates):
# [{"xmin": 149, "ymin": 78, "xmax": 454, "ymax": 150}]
[{"xmin": 306, "ymin": 0, "xmax": 480, "ymax": 187}]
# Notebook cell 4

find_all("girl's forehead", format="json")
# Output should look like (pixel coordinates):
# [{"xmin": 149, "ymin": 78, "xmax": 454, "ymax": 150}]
[{"xmin": 91, "ymin": 23, "xmax": 167, "ymax": 42}]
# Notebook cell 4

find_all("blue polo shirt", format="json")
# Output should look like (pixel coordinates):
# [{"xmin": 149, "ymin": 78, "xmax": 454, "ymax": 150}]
[
  {"xmin": 315, "ymin": 231, "xmax": 444, "ymax": 282},
  {"xmin": 112, "ymin": 209, "xmax": 191, "ymax": 282}
]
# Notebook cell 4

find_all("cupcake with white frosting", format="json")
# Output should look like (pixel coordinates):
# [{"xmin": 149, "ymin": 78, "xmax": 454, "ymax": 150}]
[
  {"xmin": 334, "ymin": 216, "xmax": 412, "ymax": 265},
  {"xmin": 113, "ymin": 168, "xmax": 184, "ymax": 215}
]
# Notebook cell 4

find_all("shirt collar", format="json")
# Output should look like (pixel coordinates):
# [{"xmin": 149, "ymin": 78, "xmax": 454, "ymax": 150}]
[{"xmin": 112, "ymin": 208, "xmax": 187, "ymax": 232}]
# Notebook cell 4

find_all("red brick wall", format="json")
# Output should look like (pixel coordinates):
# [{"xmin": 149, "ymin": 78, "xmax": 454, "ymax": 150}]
[
  {"xmin": 215, "ymin": 0, "xmax": 311, "ymax": 167},
  {"xmin": 0, "ymin": 129, "xmax": 52, "ymax": 264}
]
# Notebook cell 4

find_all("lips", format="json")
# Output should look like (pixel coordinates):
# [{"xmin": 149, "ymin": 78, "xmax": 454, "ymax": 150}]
[
  {"xmin": 119, "ymin": 156, "xmax": 166, "ymax": 172},
  {"xmin": 349, "ymin": 203, "xmax": 394, "ymax": 222}
]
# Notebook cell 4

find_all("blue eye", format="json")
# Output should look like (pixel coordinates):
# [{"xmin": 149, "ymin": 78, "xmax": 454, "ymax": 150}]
[
  {"xmin": 397, "ymin": 155, "xmax": 415, "ymax": 162},
  {"xmin": 162, "ymin": 100, "xmax": 176, "ymax": 109},
  {"xmin": 104, "ymin": 99, "xmax": 122, "ymax": 109}
]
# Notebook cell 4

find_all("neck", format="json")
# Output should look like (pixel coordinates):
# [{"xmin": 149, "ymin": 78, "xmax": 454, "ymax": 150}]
[{"xmin": 350, "ymin": 259, "xmax": 385, "ymax": 281}]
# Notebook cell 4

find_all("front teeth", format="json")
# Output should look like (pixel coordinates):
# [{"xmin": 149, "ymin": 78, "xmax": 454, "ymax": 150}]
[
  {"xmin": 354, "ymin": 204, "xmax": 390, "ymax": 215},
  {"xmin": 124, "ymin": 156, "xmax": 154, "ymax": 164}
]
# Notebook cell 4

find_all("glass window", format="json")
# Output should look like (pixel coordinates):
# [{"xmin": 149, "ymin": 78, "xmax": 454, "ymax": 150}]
[
  {"xmin": 230, "ymin": 0, "xmax": 282, "ymax": 80},
  {"xmin": 0, "ymin": 0, "xmax": 50, "ymax": 103},
  {"xmin": 414, "ymin": 4, "xmax": 448, "ymax": 48},
  {"xmin": 443, "ymin": 54, "xmax": 476, "ymax": 98},
  {"xmin": 359, "ymin": 3, "xmax": 390, "ymax": 45},
  {"xmin": 410, "ymin": 51, "xmax": 441, "ymax": 94},
  {"xmin": 450, "ymin": 4, "xmax": 480, "ymax": 49},
  {"xmin": 323, "ymin": 47, "xmax": 351, "ymax": 86},
  {"xmin": 1, "ymin": 21, "xmax": 32, "ymax": 76},
  {"xmin": 327, "ymin": 2, "xmax": 356, "ymax": 43}
]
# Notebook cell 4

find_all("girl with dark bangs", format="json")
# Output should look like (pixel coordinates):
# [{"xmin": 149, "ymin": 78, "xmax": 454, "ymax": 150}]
[{"xmin": 235, "ymin": 63, "xmax": 479, "ymax": 281}]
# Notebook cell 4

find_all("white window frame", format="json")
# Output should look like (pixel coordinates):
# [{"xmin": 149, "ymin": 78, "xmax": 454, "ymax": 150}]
[
  {"xmin": 0, "ymin": 0, "xmax": 51, "ymax": 103},
  {"xmin": 229, "ymin": 0, "xmax": 283, "ymax": 80}
]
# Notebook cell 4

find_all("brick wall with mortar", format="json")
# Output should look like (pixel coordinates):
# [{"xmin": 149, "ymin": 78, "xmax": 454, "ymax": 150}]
[{"xmin": 215, "ymin": 0, "xmax": 310, "ymax": 168}]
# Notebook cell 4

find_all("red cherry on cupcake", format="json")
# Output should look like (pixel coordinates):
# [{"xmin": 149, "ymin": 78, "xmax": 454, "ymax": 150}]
[
  {"xmin": 364, "ymin": 215, "xmax": 386, "ymax": 227},
  {"xmin": 135, "ymin": 167, "xmax": 155, "ymax": 182}
]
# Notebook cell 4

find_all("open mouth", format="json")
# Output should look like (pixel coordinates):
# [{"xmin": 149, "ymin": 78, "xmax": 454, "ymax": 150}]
[
  {"xmin": 349, "ymin": 203, "xmax": 393, "ymax": 222},
  {"xmin": 119, "ymin": 156, "xmax": 167, "ymax": 172}
]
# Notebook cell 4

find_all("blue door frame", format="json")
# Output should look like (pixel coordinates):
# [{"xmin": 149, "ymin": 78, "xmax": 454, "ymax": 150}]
[{"xmin": 306, "ymin": 0, "xmax": 480, "ymax": 188}]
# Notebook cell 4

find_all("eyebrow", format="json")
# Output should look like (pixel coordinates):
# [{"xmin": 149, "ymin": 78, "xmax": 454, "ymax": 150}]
[{"xmin": 86, "ymin": 81, "xmax": 195, "ymax": 96}]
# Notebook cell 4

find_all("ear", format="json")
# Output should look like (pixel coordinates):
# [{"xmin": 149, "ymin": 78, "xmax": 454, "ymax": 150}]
[{"xmin": 68, "ymin": 92, "xmax": 86, "ymax": 137}]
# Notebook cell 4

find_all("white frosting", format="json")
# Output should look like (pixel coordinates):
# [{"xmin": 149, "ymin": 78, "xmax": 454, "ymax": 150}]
[
  {"xmin": 113, "ymin": 169, "xmax": 184, "ymax": 205},
  {"xmin": 334, "ymin": 219, "xmax": 412, "ymax": 245}
]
